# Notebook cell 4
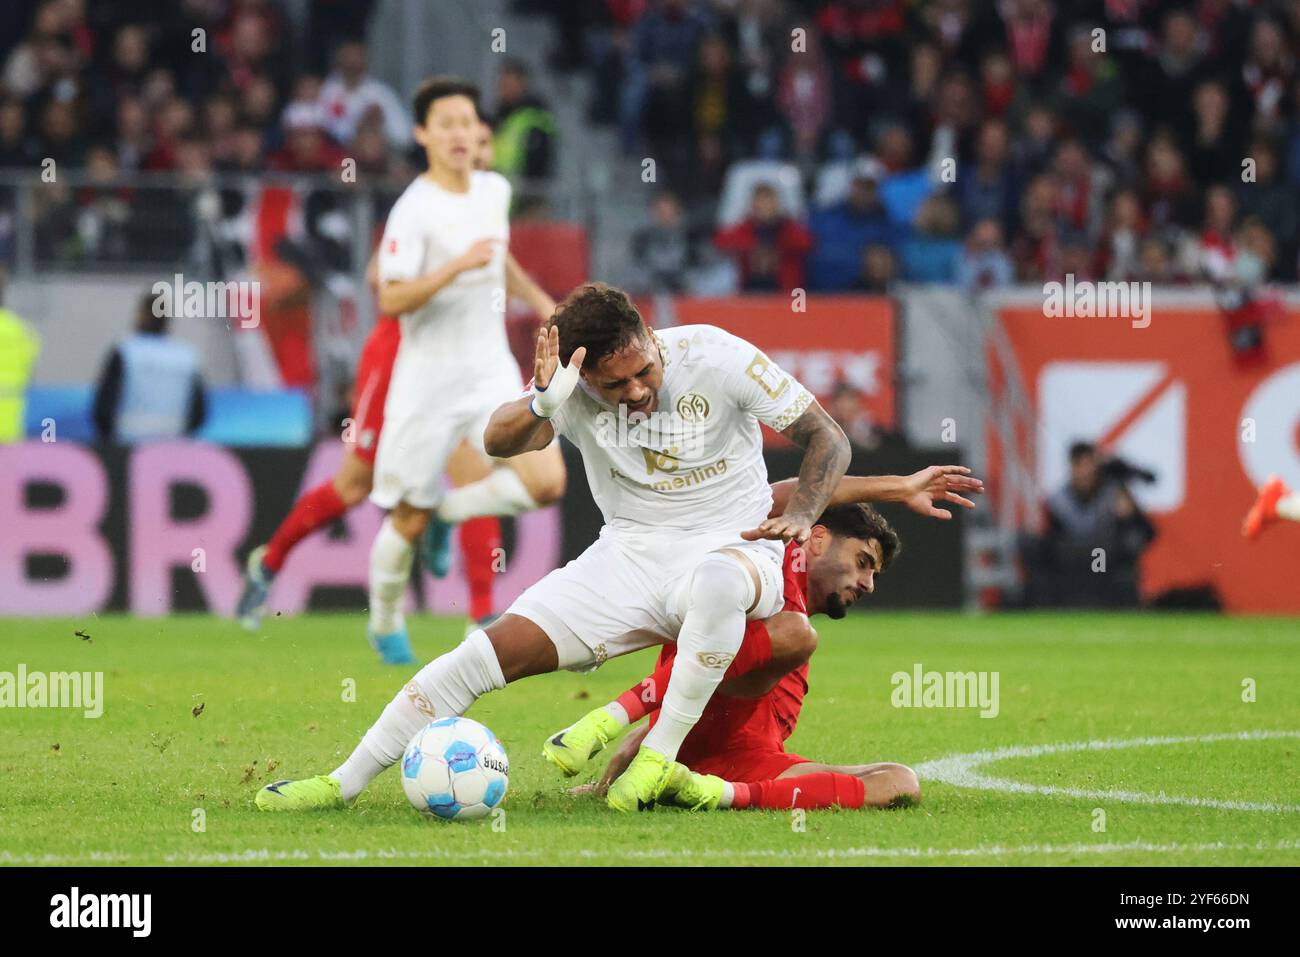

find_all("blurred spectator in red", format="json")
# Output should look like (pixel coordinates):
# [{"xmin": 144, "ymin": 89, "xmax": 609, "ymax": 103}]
[
  {"xmin": 978, "ymin": 48, "xmax": 1016, "ymax": 118},
  {"xmin": 1012, "ymin": 172, "xmax": 1064, "ymax": 280},
  {"xmin": 268, "ymin": 103, "xmax": 344, "ymax": 172},
  {"xmin": 317, "ymin": 39, "xmax": 408, "ymax": 148},
  {"xmin": 997, "ymin": 0, "xmax": 1063, "ymax": 88},
  {"xmin": 775, "ymin": 28, "xmax": 832, "ymax": 164},
  {"xmin": 1236, "ymin": 17, "xmax": 1294, "ymax": 134},
  {"xmin": 714, "ymin": 181, "xmax": 812, "ymax": 292},
  {"xmin": 1051, "ymin": 138, "xmax": 1105, "ymax": 236}
]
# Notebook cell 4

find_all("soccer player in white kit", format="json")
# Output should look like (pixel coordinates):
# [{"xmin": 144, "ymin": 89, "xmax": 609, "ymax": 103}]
[
  {"xmin": 256, "ymin": 282, "xmax": 850, "ymax": 814},
  {"xmin": 366, "ymin": 77, "xmax": 565, "ymax": 664}
]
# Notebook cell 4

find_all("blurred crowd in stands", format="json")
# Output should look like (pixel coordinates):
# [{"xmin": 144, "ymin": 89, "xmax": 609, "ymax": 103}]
[
  {"xmin": 0, "ymin": 0, "xmax": 562, "ymax": 268},
  {"xmin": 4, "ymin": 0, "xmax": 1299, "ymax": 300},
  {"xmin": 528, "ymin": 0, "xmax": 1300, "ymax": 295}
]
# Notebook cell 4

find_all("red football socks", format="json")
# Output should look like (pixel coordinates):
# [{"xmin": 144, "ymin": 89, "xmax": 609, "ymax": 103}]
[
  {"xmin": 263, "ymin": 481, "xmax": 348, "ymax": 573},
  {"xmin": 729, "ymin": 772, "xmax": 866, "ymax": 810},
  {"xmin": 459, "ymin": 516, "xmax": 501, "ymax": 621}
]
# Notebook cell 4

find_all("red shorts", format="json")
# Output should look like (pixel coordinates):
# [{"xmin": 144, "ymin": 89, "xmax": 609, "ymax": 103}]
[
  {"xmin": 689, "ymin": 749, "xmax": 809, "ymax": 782},
  {"xmin": 348, "ymin": 318, "xmax": 400, "ymax": 464}
]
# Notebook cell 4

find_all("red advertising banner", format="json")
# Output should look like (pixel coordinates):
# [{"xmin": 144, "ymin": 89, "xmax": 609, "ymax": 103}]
[
  {"xmin": 995, "ymin": 301, "xmax": 1300, "ymax": 612},
  {"xmin": 641, "ymin": 296, "xmax": 896, "ymax": 443}
]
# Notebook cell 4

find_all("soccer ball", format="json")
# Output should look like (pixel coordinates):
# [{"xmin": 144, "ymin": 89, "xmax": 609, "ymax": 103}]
[{"xmin": 401, "ymin": 717, "xmax": 509, "ymax": 820}]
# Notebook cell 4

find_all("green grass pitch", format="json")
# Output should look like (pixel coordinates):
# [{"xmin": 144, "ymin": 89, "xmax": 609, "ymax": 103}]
[{"xmin": 1, "ymin": 612, "xmax": 1297, "ymax": 866}]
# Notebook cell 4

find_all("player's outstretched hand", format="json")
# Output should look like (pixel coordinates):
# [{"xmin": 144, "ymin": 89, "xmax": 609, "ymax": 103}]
[
  {"xmin": 742, "ymin": 514, "xmax": 814, "ymax": 544},
  {"xmin": 531, "ymin": 324, "xmax": 586, "ymax": 417},
  {"xmin": 902, "ymin": 465, "xmax": 984, "ymax": 520}
]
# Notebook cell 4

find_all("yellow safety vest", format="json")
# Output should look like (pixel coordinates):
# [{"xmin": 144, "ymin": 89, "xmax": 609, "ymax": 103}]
[{"xmin": 0, "ymin": 308, "xmax": 40, "ymax": 443}]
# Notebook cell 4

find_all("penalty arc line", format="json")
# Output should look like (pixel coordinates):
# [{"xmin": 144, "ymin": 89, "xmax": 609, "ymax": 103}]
[{"xmin": 915, "ymin": 729, "xmax": 1300, "ymax": 812}]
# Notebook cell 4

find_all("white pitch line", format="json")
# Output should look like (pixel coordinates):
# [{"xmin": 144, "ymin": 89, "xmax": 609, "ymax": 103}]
[
  {"xmin": 3, "ymin": 839, "xmax": 1299, "ymax": 866},
  {"xmin": 915, "ymin": 729, "xmax": 1300, "ymax": 812}
]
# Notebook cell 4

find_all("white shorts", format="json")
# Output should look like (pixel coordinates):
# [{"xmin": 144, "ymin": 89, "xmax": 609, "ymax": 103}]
[
  {"xmin": 506, "ymin": 532, "xmax": 785, "ymax": 672},
  {"xmin": 371, "ymin": 354, "xmax": 522, "ymax": 510}
]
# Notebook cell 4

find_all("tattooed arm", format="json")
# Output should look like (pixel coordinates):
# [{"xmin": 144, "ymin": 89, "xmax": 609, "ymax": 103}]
[{"xmin": 743, "ymin": 400, "xmax": 850, "ymax": 544}]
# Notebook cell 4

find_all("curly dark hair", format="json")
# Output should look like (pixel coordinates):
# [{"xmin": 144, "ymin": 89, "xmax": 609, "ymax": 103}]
[
  {"xmin": 547, "ymin": 282, "xmax": 650, "ymax": 371},
  {"xmin": 816, "ymin": 503, "xmax": 900, "ymax": 570},
  {"xmin": 412, "ymin": 76, "xmax": 480, "ymax": 125}
]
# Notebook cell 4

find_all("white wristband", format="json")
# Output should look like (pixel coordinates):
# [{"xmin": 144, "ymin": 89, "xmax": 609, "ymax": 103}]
[{"xmin": 530, "ymin": 357, "xmax": 581, "ymax": 418}]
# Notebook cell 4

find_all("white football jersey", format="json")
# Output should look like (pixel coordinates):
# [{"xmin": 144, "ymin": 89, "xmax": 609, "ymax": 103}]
[
  {"xmin": 550, "ymin": 324, "xmax": 813, "ymax": 548},
  {"xmin": 377, "ymin": 170, "xmax": 513, "ymax": 388}
]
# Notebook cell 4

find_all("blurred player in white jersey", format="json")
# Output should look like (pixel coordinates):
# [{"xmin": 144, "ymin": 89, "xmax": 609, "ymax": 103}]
[
  {"xmin": 257, "ymin": 283, "xmax": 853, "ymax": 815},
  {"xmin": 235, "ymin": 116, "xmax": 522, "ymax": 643},
  {"xmin": 366, "ymin": 77, "xmax": 564, "ymax": 664}
]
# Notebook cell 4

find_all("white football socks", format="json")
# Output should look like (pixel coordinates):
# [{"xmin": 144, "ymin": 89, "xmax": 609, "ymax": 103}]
[
  {"xmin": 1277, "ymin": 492, "xmax": 1300, "ymax": 522},
  {"xmin": 436, "ymin": 467, "xmax": 539, "ymax": 523},
  {"xmin": 642, "ymin": 555, "xmax": 753, "ymax": 761},
  {"xmin": 604, "ymin": 701, "xmax": 630, "ymax": 726},
  {"xmin": 368, "ymin": 517, "xmax": 413, "ymax": 635},
  {"xmin": 332, "ymin": 629, "xmax": 506, "ymax": 801}
]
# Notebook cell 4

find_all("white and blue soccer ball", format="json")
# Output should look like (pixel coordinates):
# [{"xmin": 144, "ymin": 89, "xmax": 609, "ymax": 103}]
[{"xmin": 401, "ymin": 717, "xmax": 509, "ymax": 820}]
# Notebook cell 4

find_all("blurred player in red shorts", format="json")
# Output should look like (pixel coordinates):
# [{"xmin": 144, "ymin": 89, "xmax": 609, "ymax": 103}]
[{"xmin": 549, "ymin": 466, "xmax": 984, "ymax": 810}]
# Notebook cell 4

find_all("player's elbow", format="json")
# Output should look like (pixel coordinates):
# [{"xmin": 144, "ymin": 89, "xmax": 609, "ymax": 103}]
[
  {"xmin": 483, "ymin": 413, "xmax": 519, "ymax": 459},
  {"xmin": 376, "ymin": 284, "xmax": 405, "ymax": 316}
]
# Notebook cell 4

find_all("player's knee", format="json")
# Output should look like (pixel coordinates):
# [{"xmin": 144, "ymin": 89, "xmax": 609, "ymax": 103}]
[
  {"xmin": 793, "ymin": 620, "xmax": 818, "ymax": 665},
  {"xmin": 391, "ymin": 505, "xmax": 430, "ymax": 542},
  {"xmin": 335, "ymin": 473, "xmax": 372, "ymax": 506},
  {"xmin": 882, "ymin": 764, "xmax": 921, "ymax": 805},
  {"xmin": 690, "ymin": 555, "xmax": 750, "ymax": 613}
]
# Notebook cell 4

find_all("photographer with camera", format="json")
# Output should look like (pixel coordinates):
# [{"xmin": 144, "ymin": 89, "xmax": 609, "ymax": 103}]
[{"xmin": 1023, "ymin": 442, "xmax": 1157, "ymax": 608}]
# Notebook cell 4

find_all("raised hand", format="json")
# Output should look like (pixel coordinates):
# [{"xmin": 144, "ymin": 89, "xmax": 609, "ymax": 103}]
[
  {"xmin": 901, "ymin": 465, "xmax": 984, "ymax": 520},
  {"xmin": 530, "ymin": 324, "xmax": 586, "ymax": 417}
]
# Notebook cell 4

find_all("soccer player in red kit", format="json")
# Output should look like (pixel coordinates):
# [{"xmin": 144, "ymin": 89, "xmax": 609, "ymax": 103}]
[{"xmin": 547, "ymin": 466, "xmax": 985, "ymax": 810}]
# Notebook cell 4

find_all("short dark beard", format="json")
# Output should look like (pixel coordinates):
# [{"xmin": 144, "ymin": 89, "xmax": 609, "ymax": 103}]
[{"xmin": 824, "ymin": 592, "xmax": 848, "ymax": 620}]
